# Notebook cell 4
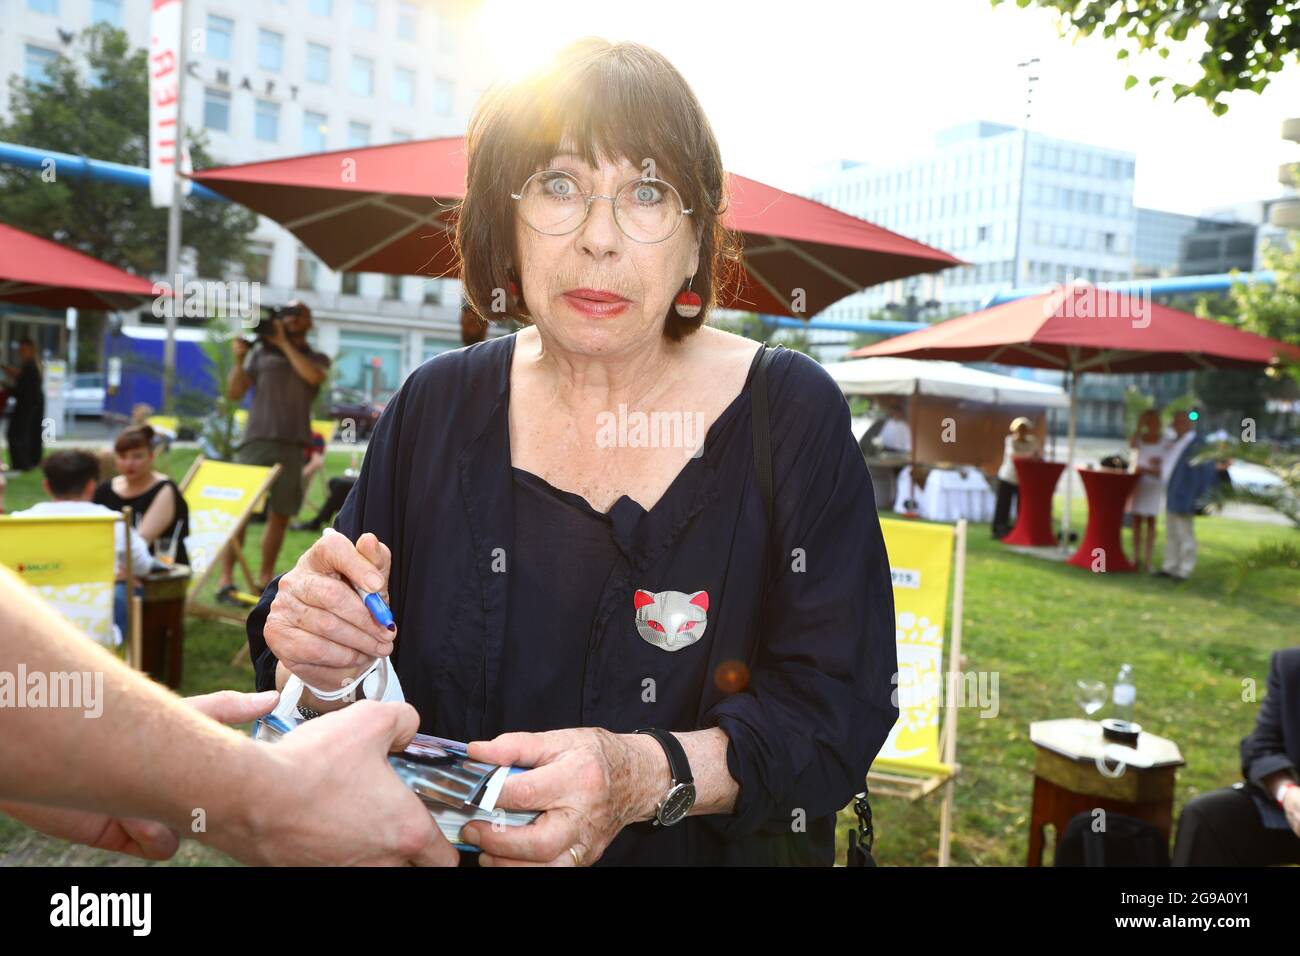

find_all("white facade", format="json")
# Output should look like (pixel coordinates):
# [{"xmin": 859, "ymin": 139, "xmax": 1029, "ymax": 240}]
[
  {"xmin": 808, "ymin": 121, "xmax": 1137, "ymax": 341},
  {"xmin": 3, "ymin": 0, "xmax": 495, "ymax": 400}
]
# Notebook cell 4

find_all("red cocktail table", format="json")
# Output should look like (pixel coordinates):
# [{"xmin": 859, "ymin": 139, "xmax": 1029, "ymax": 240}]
[
  {"xmin": 1066, "ymin": 467, "xmax": 1141, "ymax": 573},
  {"xmin": 1001, "ymin": 457, "xmax": 1064, "ymax": 547}
]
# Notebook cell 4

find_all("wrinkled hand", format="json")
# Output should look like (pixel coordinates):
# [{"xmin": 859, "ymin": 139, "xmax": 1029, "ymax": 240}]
[
  {"xmin": 460, "ymin": 728, "xmax": 663, "ymax": 866},
  {"xmin": 0, "ymin": 689, "xmax": 281, "ymax": 861},
  {"xmin": 265, "ymin": 528, "xmax": 396, "ymax": 693}
]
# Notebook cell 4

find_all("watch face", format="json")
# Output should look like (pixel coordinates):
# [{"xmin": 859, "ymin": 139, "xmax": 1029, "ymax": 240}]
[{"xmin": 659, "ymin": 783, "xmax": 696, "ymax": 826}]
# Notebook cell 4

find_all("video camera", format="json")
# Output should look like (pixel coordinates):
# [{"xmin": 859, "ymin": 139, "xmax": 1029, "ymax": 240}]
[{"xmin": 247, "ymin": 303, "xmax": 308, "ymax": 344}]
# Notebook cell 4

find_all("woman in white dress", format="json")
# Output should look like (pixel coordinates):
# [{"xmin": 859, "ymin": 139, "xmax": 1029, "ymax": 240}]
[{"xmin": 1128, "ymin": 408, "xmax": 1167, "ymax": 573}]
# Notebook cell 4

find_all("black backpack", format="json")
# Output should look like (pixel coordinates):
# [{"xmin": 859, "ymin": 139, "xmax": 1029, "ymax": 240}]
[
  {"xmin": 1055, "ymin": 810, "xmax": 1170, "ymax": 866},
  {"xmin": 750, "ymin": 344, "xmax": 877, "ymax": 867}
]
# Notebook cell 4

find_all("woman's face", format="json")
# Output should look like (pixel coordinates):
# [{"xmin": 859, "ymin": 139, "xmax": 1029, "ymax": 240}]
[
  {"xmin": 514, "ymin": 148, "xmax": 700, "ymax": 357},
  {"xmin": 115, "ymin": 446, "xmax": 153, "ymax": 480}
]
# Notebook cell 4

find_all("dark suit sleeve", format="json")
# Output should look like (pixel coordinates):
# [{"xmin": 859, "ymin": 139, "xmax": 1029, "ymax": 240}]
[
  {"xmin": 700, "ymin": 356, "xmax": 899, "ymax": 839},
  {"xmin": 1241, "ymin": 649, "xmax": 1296, "ymax": 788},
  {"xmin": 244, "ymin": 371, "xmax": 412, "ymax": 693}
]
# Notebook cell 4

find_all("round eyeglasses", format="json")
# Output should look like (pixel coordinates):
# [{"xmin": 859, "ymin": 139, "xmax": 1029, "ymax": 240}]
[{"xmin": 511, "ymin": 170, "xmax": 692, "ymax": 244}]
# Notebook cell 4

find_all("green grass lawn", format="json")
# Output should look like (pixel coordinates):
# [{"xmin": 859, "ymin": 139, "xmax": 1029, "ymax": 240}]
[{"xmin": 3, "ymin": 451, "xmax": 1297, "ymax": 865}]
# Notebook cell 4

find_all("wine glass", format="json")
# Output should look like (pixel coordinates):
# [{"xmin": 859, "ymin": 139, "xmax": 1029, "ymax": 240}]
[{"xmin": 1074, "ymin": 679, "xmax": 1107, "ymax": 737}]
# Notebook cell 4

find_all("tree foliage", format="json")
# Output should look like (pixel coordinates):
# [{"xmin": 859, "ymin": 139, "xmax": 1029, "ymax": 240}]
[
  {"xmin": 0, "ymin": 23, "xmax": 257, "ymax": 277},
  {"xmin": 993, "ymin": 0, "xmax": 1300, "ymax": 114}
]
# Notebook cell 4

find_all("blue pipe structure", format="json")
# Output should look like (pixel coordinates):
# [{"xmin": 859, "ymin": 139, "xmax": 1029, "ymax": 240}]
[
  {"xmin": 758, "ymin": 314, "xmax": 928, "ymax": 335},
  {"xmin": 983, "ymin": 270, "xmax": 1277, "ymax": 308},
  {"xmin": 0, "ymin": 141, "xmax": 225, "ymax": 202}
]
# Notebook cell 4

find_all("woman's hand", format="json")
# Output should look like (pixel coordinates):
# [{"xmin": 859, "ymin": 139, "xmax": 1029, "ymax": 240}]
[
  {"xmin": 264, "ymin": 528, "xmax": 397, "ymax": 694},
  {"xmin": 459, "ymin": 728, "xmax": 668, "ymax": 866}
]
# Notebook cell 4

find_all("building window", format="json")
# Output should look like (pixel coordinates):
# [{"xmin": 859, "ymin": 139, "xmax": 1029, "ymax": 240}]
[
  {"xmin": 258, "ymin": 30, "xmax": 284, "ymax": 73},
  {"xmin": 26, "ymin": 0, "xmax": 58, "ymax": 13},
  {"xmin": 431, "ymin": 77, "xmax": 454, "ymax": 115},
  {"xmin": 337, "ymin": 330, "xmax": 402, "ymax": 398},
  {"xmin": 245, "ymin": 242, "xmax": 273, "ymax": 284},
  {"xmin": 397, "ymin": 2, "xmax": 419, "ymax": 40},
  {"xmin": 302, "ymin": 110, "xmax": 328, "ymax": 151},
  {"xmin": 23, "ymin": 45, "xmax": 58, "ymax": 85},
  {"xmin": 347, "ymin": 121, "xmax": 370, "ymax": 147},
  {"xmin": 207, "ymin": 15, "xmax": 234, "ymax": 61},
  {"xmin": 391, "ymin": 129, "xmax": 413, "ymax": 142},
  {"xmin": 296, "ymin": 248, "xmax": 320, "ymax": 290},
  {"xmin": 351, "ymin": 55, "xmax": 374, "ymax": 97},
  {"xmin": 340, "ymin": 272, "xmax": 361, "ymax": 295},
  {"xmin": 393, "ymin": 67, "xmax": 416, "ymax": 106},
  {"xmin": 383, "ymin": 275, "xmax": 403, "ymax": 300},
  {"xmin": 203, "ymin": 87, "xmax": 231, "ymax": 132},
  {"xmin": 92, "ymin": 0, "xmax": 122, "ymax": 27},
  {"xmin": 423, "ymin": 337, "xmax": 459, "ymax": 362},
  {"xmin": 353, "ymin": 0, "xmax": 377, "ymax": 30},
  {"xmin": 255, "ymin": 99, "xmax": 280, "ymax": 142},
  {"xmin": 306, "ymin": 43, "xmax": 330, "ymax": 84},
  {"xmin": 434, "ymin": 11, "xmax": 456, "ymax": 53},
  {"xmin": 308, "ymin": 0, "xmax": 332, "ymax": 15}
]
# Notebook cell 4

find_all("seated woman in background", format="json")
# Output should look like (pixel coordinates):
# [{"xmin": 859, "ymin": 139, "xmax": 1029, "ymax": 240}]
[{"xmin": 94, "ymin": 424, "xmax": 190, "ymax": 566}]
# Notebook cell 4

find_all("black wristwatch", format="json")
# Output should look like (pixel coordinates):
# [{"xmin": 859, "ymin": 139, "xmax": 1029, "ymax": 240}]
[{"xmin": 634, "ymin": 728, "xmax": 696, "ymax": 827}]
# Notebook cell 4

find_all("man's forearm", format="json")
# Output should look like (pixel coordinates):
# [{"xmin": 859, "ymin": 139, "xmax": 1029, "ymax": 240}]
[
  {"xmin": 0, "ymin": 567, "xmax": 262, "ymax": 847},
  {"xmin": 279, "ymin": 339, "xmax": 326, "ymax": 387},
  {"xmin": 226, "ymin": 362, "xmax": 251, "ymax": 400}
]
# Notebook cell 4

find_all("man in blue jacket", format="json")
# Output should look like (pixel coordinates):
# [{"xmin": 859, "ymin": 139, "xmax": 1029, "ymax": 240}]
[{"xmin": 1158, "ymin": 410, "xmax": 1230, "ymax": 581}]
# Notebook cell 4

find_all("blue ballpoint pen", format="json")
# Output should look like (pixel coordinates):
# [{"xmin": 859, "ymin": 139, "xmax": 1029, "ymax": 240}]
[{"xmin": 354, "ymin": 585, "xmax": 396, "ymax": 632}]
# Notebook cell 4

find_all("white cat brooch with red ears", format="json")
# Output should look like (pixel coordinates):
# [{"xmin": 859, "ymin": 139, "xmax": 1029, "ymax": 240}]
[{"xmin": 633, "ymin": 589, "xmax": 709, "ymax": 652}]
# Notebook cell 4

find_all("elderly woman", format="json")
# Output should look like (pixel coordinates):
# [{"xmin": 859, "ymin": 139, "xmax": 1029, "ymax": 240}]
[{"xmin": 247, "ymin": 38, "xmax": 897, "ymax": 867}]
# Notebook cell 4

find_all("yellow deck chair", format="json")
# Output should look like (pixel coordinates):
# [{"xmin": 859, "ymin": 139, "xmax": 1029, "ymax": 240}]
[
  {"xmin": 176, "ymin": 454, "xmax": 281, "ymax": 625},
  {"xmin": 0, "ymin": 508, "xmax": 143, "ymax": 668},
  {"xmin": 868, "ymin": 517, "xmax": 968, "ymax": 867}
]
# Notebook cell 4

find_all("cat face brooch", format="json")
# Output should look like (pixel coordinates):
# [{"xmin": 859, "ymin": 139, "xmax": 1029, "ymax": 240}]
[{"xmin": 633, "ymin": 589, "xmax": 709, "ymax": 652}]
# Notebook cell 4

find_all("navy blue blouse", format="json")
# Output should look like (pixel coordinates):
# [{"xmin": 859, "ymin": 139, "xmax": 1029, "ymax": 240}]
[
  {"xmin": 246, "ymin": 332, "xmax": 898, "ymax": 866},
  {"xmin": 493, "ymin": 465, "xmax": 623, "ymax": 734}
]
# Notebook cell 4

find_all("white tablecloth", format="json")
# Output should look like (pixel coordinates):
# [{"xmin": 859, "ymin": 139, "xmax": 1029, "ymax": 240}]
[{"xmin": 892, "ymin": 465, "xmax": 996, "ymax": 522}]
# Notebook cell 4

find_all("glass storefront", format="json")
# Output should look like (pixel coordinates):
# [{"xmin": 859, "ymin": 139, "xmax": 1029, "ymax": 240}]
[{"xmin": 335, "ymin": 330, "xmax": 403, "ymax": 400}]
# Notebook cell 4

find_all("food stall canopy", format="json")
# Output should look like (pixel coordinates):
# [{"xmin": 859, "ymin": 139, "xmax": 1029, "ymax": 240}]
[{"xmin": 823, "ymin": 356, "xmax": 1068, "ymax": 408}]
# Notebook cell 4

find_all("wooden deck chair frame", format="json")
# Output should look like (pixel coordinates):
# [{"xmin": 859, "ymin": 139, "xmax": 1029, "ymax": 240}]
[
  {"xmin": 177, "ymin": 454, "xmax": 282, "ymax": 627},
  {"xmin": 120, "ymin": 506, "xmax": 144, "ymax": 671},
  {"xmin": 867, "ymin": 518, "xmax": 968, "ymax": 867}
]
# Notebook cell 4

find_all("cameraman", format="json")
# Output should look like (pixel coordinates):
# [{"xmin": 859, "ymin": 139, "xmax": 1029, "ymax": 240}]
[{"xmin": 218, "ymin": 301, "xmax": 330, "ymax": 603}]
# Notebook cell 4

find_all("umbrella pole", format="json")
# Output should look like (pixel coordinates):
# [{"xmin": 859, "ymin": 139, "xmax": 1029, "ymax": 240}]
[{"xmin": 1061, "ymin": 367, "xmax": 1078, "ymax": 550}]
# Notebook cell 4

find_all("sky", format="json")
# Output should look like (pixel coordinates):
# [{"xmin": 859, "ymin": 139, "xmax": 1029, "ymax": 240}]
[{"xmin": 470, "ymin": 0, "xmax": 1300, "ymax": 217}]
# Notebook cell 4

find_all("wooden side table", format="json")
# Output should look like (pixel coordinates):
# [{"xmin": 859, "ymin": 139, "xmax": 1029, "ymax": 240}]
[
  {"xmin": 1027, "ymin": 718, "xmax": 1184, "ymax": 866},
  {"xmin": 139, "ymin": 564, "xmax": 191, "ymax": 689}
]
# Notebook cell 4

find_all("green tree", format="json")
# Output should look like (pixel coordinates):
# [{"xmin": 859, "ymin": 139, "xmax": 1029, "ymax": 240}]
[
  {"xmin": 992, "ymin": 0, "xmax": 1300, "ymax": 114},
  {"xmin": 0, "ymin": 23, "xmax": 257, "ymax": 279}
]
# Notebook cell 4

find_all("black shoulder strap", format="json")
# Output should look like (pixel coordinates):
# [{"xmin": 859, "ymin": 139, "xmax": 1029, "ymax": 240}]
[{"xmin": 750, "ymin": 343, "xmax": 781, "ymax": 527}]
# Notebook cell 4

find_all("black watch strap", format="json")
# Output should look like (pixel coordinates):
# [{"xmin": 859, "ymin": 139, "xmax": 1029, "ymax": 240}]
[{"xmin": 634, "ymin": 728, "xmax": 693, "ymax": 785}]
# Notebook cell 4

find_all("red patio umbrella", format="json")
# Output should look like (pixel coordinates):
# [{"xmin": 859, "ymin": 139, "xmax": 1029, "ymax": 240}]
[
  {"xmin": 850, "ymin": 284, "xmax": 1300, "ymax": 541},
  {"xmin": 192, "ymin": 136, "xmax": 961, "ymax": 318},
  {"xmin": 0, "ymin": 222, "xmax": 157, "ymax": 310}
]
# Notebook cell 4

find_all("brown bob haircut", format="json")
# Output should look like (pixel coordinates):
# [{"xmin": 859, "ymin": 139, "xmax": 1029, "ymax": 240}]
[
  {"xmin": 454, "ymin": 38, "xmax": 740, "ymax": 342},
  {"xmin": 114, "ymin": 424, "xmax": 156, "ymax": 455}
]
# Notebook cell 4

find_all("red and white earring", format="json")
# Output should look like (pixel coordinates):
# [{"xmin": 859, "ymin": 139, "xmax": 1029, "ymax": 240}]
[{"xmin": 674, "ymin": 275, "xmax": 702, "ymax": 319}]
